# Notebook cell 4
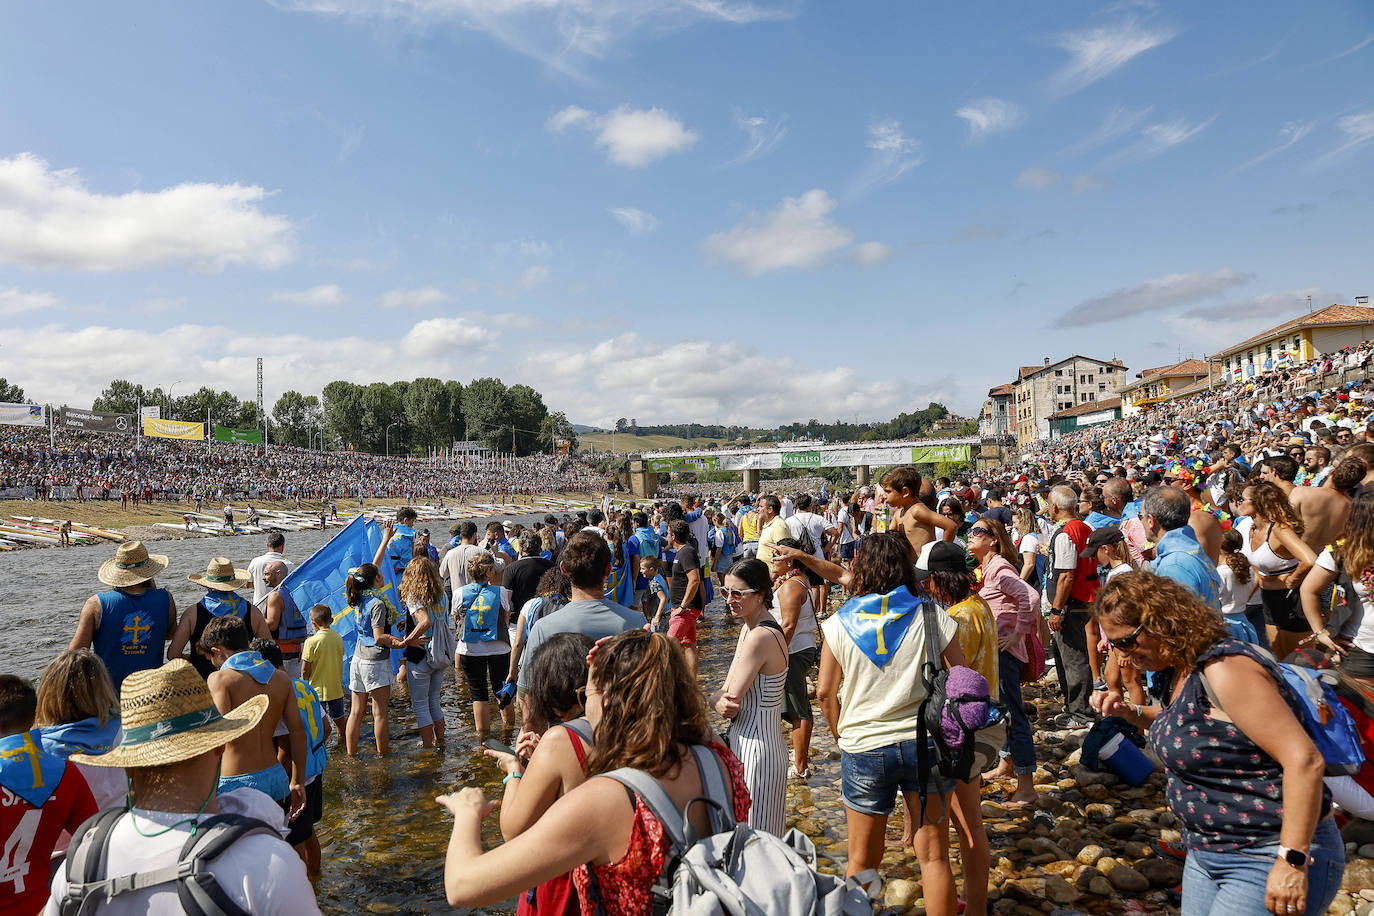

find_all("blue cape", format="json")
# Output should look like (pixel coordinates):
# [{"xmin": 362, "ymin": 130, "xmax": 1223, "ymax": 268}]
[
  {"xmin": 203, "ymin": 591, "xmax": 247, "ymax": 619},
  {"xmin": 0, "ymin": 730, "xmax": 67, "ymax": 808},
  {"xmin": 38, "ymin": 716, "xmax": 122, "ymax": 760},
  {"xmin": 223, "ymin": 650, "xmax": 274, "ymax": 684},
  {"xmin": 835, "ymin": 586, "xmax": 926, "ymax": 668}
]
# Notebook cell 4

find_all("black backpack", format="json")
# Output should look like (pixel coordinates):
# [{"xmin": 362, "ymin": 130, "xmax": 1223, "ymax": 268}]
[{"xmin": 59, "ymin": 808, "xmax": 279, "ymax": 916}]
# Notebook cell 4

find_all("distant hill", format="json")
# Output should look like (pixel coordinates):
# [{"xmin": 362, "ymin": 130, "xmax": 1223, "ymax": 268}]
[
  {"xmin": 581, "ymin": 432, "xmax": 731, "ymax": 453},
  {"xmin": 571, "ymin": 424, "xmax": 604, "ymax": 434}
]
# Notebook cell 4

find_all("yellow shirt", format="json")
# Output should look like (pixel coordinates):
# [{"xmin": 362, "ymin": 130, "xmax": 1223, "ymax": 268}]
[
  {"xmin": 943, "ymin": 594, "xmax": 1000, "ymax": 701},
  {"xmin": 739, "ymin": 510, "xmax": 761, "ymax": 542},
  {"xmin": 756, "ymin": 517, "xmax": 791, "ymax": 565},
  {"xmin": 301, "ymin": 627, "xmax": 345, "ymax": 701}
]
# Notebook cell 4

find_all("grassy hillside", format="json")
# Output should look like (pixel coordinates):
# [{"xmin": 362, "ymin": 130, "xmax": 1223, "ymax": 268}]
[{"xmin": 581, "ymin": 433, "xmax": 733, "ymax": 453}]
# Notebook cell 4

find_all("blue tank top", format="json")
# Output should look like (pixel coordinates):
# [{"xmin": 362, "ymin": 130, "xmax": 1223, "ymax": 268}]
[
  {"xmin": 272, "ymin": 584, "xmax": 309, "ymax": 644},
  {"xmin": 94, "ymin": 588, "xmax": 171, "ymax": 690},
  {"xmin": 459, "ymin": 583, "xmax": 503, "ymax": 643},
  {"xmin": 292, "ymin": 678, "xmax": 329, "ymax": 781}
]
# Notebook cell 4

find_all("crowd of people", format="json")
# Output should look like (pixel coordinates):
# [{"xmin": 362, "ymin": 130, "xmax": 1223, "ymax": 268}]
[
  {"xmin": 7, "ymin": 365, "xmax": 1374, "ymax": 915},
  {"xmin": 0, "ymin": 427, "xmax": 603, "ymax": 504}
]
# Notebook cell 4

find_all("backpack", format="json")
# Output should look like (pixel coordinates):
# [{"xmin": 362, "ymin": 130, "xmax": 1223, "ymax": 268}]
[
  {"xmin": 916, "ymin": 602, "xmax": 1003, "ymax": 816},
  {"xmin": 426, "ymin": 600, "xmax": 456, "ymax": 671},
  {"xmin": 1200, "ymin": 649, "xmax": 1366, "ymax": 776},
  {"xmin": 59, "ymin": 809, "xmax": 279, "ymax": 916},
  {"xmin": 523, "ymin": 593, "xmax": 565, "ymax": 638},
  {"xmin": 592, "ymin": 745, "xmax": 876, "ymax": 916}
]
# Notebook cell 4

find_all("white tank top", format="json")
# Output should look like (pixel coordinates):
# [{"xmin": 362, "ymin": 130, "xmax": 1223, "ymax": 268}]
[{"xmin": 769, "ymin": 578, "xmax": 817, "ymax": 653}]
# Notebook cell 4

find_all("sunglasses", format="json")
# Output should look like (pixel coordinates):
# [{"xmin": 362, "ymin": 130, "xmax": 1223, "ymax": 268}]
[
  {"xmin": 967, "ymin": 527, "xmax": 991, "ymax": 537},
  {"xmin": 1112, "ymin": 622, "xmax": 1147, "ymax": 651},
  {"xmin": 722, "ymin": 587, "xmax": 758, "ymax": 599}
]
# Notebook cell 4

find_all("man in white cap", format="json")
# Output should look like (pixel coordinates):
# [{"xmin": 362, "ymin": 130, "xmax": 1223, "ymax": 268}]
[
  {"xmin": 71, "ymin": 541, "xmax": 178, "ymax": 691},
  {"xmin": 47, "ymin": 659, "xmax": 320, "ymax": 914}
]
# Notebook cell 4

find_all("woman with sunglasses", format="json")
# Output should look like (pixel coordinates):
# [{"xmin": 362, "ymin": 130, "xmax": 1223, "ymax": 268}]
[
  {"xmin": 1095, "ymin": 572, "xmax": 1343, "ymax": 916},
  {"xmin": 710, "ymin": 558, "xmax": 789, "ymax": 835},
  {"xmin": 1234, "ymin": 481, "xmax": 1317, "ymax": 660},
  {"xmin": 966, "ymin": 518, "xmax": 1039, "ymax": 807},
  {"xmin": 938, "ymin": 496, "xmax": 971, "ymax": 547}
]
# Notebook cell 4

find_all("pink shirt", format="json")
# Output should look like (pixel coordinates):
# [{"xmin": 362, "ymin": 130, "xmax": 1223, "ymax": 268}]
[{"xmin": 977, "ymin": 554, "xmax": 1037, "ymax": 663}]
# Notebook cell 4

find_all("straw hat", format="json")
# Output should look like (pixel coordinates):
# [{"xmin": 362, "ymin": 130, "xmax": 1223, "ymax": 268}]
[
  {"xmin": 98, "ymin": 541, "xmax": 169, "ymax": 588},
  {"xmin": 72, "ymin": 659, "xmax": 267, "ymax": 768},
  {"xmin": 187, "ymin": 557, "xmax": 250, "ymax": 592}
]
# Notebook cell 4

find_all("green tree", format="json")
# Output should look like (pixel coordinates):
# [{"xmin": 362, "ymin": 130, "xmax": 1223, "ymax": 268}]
[
  {"xmin": 322, "ymin": 381, "xmax": 364, "ymax": 449},
  {"xmin": 360, "ymin": 382, "xmax": 405, "ymax": 454},
  {"xmin": 442, "ymin": 380, "xmax": 465, "ymax": 446},
  {"xmin": 507, "ymin": 383, "xmax": 548, "ymax": 455},
  {"xmin": 0, "ymin": 378, "xmax": 25, "ymax": 403},
  {"xmin": 92, "ymin": 379, "xmax": 158, "ymax": 415},
  {"xmin": 403, "ymin": 378, "xmax": 450, "ymax": 451},
  {"xmin": 462, "ymin": 377, "xmax": 512, "ymax": 451},
  {"xmin": 173, "ymin": 387, "xmax": 241, "ymax": 425},
  {"xmin": 538, "ymin": 410, "xmax": 578, "ymax": 453},
  {"xmin": 272, "ymin": 391, "xmax": 323, "ymax": 447},
  {"xmin": 232, "ymin": 400, "xmax": 260, "ymax": 431}
]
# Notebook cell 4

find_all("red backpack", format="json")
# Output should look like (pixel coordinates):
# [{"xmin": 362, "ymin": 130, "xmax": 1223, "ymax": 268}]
[{"xmin": 1058, "ymin": 519, "xmax": 1100, "ymax": 606}]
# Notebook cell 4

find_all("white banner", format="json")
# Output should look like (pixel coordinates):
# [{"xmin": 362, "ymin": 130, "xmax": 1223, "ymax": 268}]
[
  {"xmin": 141, "ymin": 406, "xmax": 161, "ymax": 420},
  {"xmin": 0, "ymin": 402, "xmax": 45, "ymax": 427}
]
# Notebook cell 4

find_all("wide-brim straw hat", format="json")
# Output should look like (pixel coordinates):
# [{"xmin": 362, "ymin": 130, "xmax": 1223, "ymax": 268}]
[
  {"xmin": 98, "ymin": 541, "xmax": 169, "ymax": 588},
  {"xmin": 187, "ymin": 557, "xmax": 251, "ymax": 592},
  {"xmin": 72, "ymin": 659, "xmax": 267, "ymax": 769}
]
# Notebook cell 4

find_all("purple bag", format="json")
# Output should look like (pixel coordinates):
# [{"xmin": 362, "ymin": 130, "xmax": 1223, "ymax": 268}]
[{"xmin": 940, "ymin": 666, "xmax": 992, "ymax": 749}]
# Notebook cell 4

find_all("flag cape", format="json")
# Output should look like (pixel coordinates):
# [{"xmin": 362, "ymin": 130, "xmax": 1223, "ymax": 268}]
[
  {"xmin": 834, "ymin": 586, "xmax": 926, "ymax": 668},
  {"xmin": 0, "ymin": 730, "xmax": 67, "ymax": 808}
]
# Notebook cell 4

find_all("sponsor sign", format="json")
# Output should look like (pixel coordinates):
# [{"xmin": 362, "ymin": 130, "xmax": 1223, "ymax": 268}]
[
  {"xmin": 60, "ymin": 407, "xmax": 134, "ymax": 434},
  {"xmin": 646, "ymin": 456, "xmax": 721, "ymax": 473},
  {"xmin": 780, "ymin": 450, "xmax": 822, "ymax": 468},
  {"xmin": 0, "ymin": 403, "xmax": 45, "ymax": 427},
  {"xmin": 141, "ymin": 406, "xmax": 161, "ymax": 420},
  {"xmin": 142, "ymin": 417, "xmax": 205, "ymax": 440},
  {"xmin": 908, "ymin": 444, "xmax": 972, "ymax": 464},
  {"xmin": 214, "ymin": 425, "xmax": 263, "ymax": 444}
]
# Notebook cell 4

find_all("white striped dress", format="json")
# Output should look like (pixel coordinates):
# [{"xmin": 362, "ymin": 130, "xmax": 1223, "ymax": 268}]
[{"xmin": 728, "ymin": 624, "xmax": 789, "ymax": 836}]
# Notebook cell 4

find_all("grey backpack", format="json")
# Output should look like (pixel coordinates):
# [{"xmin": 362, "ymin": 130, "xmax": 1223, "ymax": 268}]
[{"xmin": 592, "ymin": 745, "xmax": 877, "ymax": 916}]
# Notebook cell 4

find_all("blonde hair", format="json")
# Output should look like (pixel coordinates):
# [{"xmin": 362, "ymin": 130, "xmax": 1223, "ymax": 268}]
[
  {"xmin": 399, "ymin": 556, "xmax": 444, "ymax": 607},
  {"xmin": 468, "ymin": 551, "xmax": 496, "ymax": 583},
  {"xmin": 35, "ymin": 649, "xmax": 118, "ymax": 727}
]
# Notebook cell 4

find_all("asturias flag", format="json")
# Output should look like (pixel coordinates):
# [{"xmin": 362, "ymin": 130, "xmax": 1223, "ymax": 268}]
[{"xmin": 834, "ymin": 585, "xmax": 927, "ymax": 668}]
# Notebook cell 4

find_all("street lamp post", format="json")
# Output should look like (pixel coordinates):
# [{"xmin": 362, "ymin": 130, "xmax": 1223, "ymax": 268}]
[
  {"xmin": 165, "ymin": 379, "xmax": 183, "ymax": 418},
  {"xmin": 386, "ymin": 421, "xmax": 401, "ymax": 457}
]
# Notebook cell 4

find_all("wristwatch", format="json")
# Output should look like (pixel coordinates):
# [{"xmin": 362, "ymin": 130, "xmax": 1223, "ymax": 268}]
[{"xmin": 1276, "ymin": 846, "xmax": 1308, "ymax": 868}]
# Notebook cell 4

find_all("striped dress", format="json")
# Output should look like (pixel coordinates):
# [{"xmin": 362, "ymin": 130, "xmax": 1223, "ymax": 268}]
[{"xmin": 728, "ymin": 622, "xmax": 789, "ymax": 836}]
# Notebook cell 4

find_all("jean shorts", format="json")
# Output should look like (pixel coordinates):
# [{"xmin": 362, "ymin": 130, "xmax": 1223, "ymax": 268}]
[{"xmin": 840, "ymin": 739, "xmax": 956, "ymax": 816}]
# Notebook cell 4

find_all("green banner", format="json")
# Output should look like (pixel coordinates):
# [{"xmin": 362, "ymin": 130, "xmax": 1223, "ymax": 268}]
[
  {"xmin": 909, "ymin": 444, "xmax": 971, "ymax": 463},
  {"xmin": 647, "ymin": 456, "xmax": 720, "ymax": 473},
  {"xmin": 780, "ymin": 451, "xmax": 822, "ymax": 468},
  {"xmin": 214, "ymin": 425, "xmax": 263, "ymax": 444}
]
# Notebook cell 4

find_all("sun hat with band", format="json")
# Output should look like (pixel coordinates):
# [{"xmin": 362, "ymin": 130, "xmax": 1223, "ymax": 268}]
[
  {"xmin": 98, "ymin": 540, "xmax": 169, "ymax": 588},
  {"xmin": 187, "ymin": 557, "xmax": 251, "ymax": 592},
  {"xmin": 71, "ymin": 659, "xmax": 267, "ymax": 769}
]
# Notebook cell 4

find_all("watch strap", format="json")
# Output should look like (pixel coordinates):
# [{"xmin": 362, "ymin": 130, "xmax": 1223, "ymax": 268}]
[{"xmin": 1277, "ymin": 845, "xmax": 1308, "ymax": 867}]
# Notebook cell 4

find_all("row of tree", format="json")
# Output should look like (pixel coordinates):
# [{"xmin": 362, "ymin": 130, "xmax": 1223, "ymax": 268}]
[
  {"xmin": 776, "ymin": 404, "xmax": 968, "ymax": 442},
  {"xmin": 84, "ymin": 377, "xmax": 578, "ymax": 457}
]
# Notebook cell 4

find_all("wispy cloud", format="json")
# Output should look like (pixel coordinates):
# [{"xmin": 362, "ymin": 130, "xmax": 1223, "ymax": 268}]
[
  {"xmin": 1049, "ymin": 21, "xmax": 1176, "ymax": 95},
  {"xmin": 1181, "ymin": 285, "xmax": 1341, "ymax": 322},
  {"xmin": 702, "ymin": 189, "xmax": 853, "ymax": 276},
  {"xmin": 1319, "ymin": 33, "xmax": 1374, "ymax": 65},
  {"xmin": 846, "ymin": 241, "xmax": 893, "ymax": 267},
  {"xmin": 379, "ymin": 286, "xmax": 450, "ymax": 309},
  {"xmin": 1060, "ymin": 105, "xmax": 1153, "ymax": 159},
  {"xmin": 0, "ymin": 287, "xmax": 60, "ymax": 316},
  {"xmin": 1232, "ymin": 120, "xmax": 1316, "ymax": 173},
  {"xmin": 1071, "ymin": 175, "xmax": 1112, "ymax": 192},
  {"xmin": 1311, "ymin": 111, "xmax": 1374, "ymax": 167},
  {"xmin": 518, "ymin": 265, "xmax": 551, "ymax": 290},
  {"xmin": 955, "ymin": 98, "xmax": 1026, "ymax": 143},
  {"xmin": 609, "ymin": 207, "xmax": 659, "ymax": 235},
  {"xmin": 547, "ymin": 104, "xmax": 698, "ymax": 168},
  {"xmin": 851, "ymin": 120, "xmax": 924, "ymax": 196},
  {"xmin": 725, "ymin": 108, "xmax": 787, "ymax": 165},
  {"xmin": 1099, "ymin": 115, "xmax": 1215, "ymax": 168},
  {"xmin": 271, "ymin": 284, "xmax": 346, "ymax": 306},
  {"xmin": 1053, "ymin": 267, "xmax": 1247, "ymax": 327},
  {"xmin": 1017, "ymin": 167, "xmax": 1060, "ymax": 190}
]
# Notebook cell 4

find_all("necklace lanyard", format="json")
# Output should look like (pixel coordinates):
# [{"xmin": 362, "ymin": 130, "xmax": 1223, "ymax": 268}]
[
  {"xmin": 127, "ymin": 761, "xmax": 219, "ymax": 838},
  {"xmin": 774, "ymin": 569, "xmax": 804, "ymax": 592}
]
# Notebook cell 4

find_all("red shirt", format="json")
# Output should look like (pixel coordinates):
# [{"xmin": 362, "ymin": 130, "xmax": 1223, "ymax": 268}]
[{"xmin": 0, "ymin": 762, "xmax": 97, "ymax": 916}]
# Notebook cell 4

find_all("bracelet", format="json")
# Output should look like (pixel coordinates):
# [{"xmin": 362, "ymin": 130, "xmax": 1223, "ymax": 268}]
[
  {"xmin": 502, "ymin": 771, "xmax": 522, "ymax": 786},
  {"xmin": 1133, "ymin": 704, "xmax": 1144, "ymax": 719}
]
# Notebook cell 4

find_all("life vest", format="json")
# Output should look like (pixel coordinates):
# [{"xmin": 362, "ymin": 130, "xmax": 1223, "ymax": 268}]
[
  {"xmin": 355, "ymin": 591, "xmax": 397, "ymax": 649},
  {"xmin": 387, "ymin": 524, "xmax": 416, "ymax": 576},
  {"xmin": 460, "ymin": 583, "xmax": 503, "ymax": 643},
  {"xmin": 271, "ymin": 584, "xmax": 309, "ymax": 649},
  {"xmin": 189, "ymin": 592, "xmax": 250, "ymax": 679},
  {"xmin": 523, "ymin": 594, "xmax": 565, "ymax": 638},
  {"xmin": 93, "ymin": 587, "xmax": 171, "ymax": 690},
  {"xmin": 1053, "ymin": 519, "xmax": 1100, "ymax": 606},
  {"xmin": 292, "ymin": 679, "xmax": 329, "ymax": 781},
  {"xmin": 722, "ymin": 524, "xmax": 740, "ymax": 554}
]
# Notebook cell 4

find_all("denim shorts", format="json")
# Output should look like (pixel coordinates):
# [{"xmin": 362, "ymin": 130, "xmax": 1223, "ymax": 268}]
[
  {"xmin": 321, "ymin": 696, "xmax": 346, "ymax": 720},
  {"xmin": 840, "ymin": 739, "xmax": 956, "ymax": 815}
]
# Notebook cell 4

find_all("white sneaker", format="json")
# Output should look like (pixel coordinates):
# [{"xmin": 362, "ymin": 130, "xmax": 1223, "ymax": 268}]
[{"xmin": 788, "ymin": 764, "xmax": 810, "ymax": 780}]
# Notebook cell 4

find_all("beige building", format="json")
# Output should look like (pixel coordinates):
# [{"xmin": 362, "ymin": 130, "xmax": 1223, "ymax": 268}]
[
  {"xmin": 980, "ymin": 383, "xmax": 1015, "ymax": 437},
  {"xmin": 1214, "ymin": 303, "xmax": 1374, "ymax": 382},
  {"xmin": 1014, "ymin": 355, "xmax": 1126, "ymax": 443},
  {"xmin": 1117, "ymin": 358, "xmax": 1219, "ymax": 417}
]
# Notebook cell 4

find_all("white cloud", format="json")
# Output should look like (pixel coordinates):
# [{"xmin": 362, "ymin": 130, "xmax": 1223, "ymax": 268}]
[
  {"xmin": 1060, "ymin": 105, "xmax": 1153, "ymax": 159},
  {"xmin": 1181, "ymin": 285, "xmax": 1343, "ymax": 322},
  {"xmin": 547, "ymin": 104, "xmax": 698, "ymax": 167},
  {"xmin": 702, "ymin": 189, "xmax": 853, "ymax": 276},
  {"xmin": 524, "ymin": 332, "xmax": 958, "ymax": 427},
  {"xmin": 518, "ymin": 265, "xmax": 551, "ymax": 289},
  {"xmin": 0, "ymin": 287, "xmax": 61, "ymax": 316},
  {"xmin": 272, "ymin": 283, "xmax": 346, "ymax": 306},
  {"xmin": 1017, "ymin": 167, "xmax": 1060, "ymax": 190},
  {"xmin": 846, "ymin": 242, "xmax": 893, "ymax": 267},
  {"xmin": 1071, "ymin": 175, "xmax": 1112, "ymax": 192},
  {"xmin": 852, "ymin": 120, "xmax": 924, "ymax": 195},
  {"xmin": 1055, "ymin": 267, "xmax": 1248, "ymax": 327},
  {"xmin": 956, "ymin": 98, "xmax": 1026, "ymax": 142},
  {"xmin": 401, "ymin": 317, "xmax": 496, "ymax": 357},
  {"xmin": 0, "ymin": 153, "xmax": 294, "ymax": 272},
  {"xmin": 1313, "ymin": 111, "xmax": 1374, "ymax": 167},
  {"xmin": 1100, "ymin": 115, "xmax": 1215, "ymax": 168},
  {"xmin": 271, "ymin": 0, "xmax": 791, "ymax": 75},
  {"xmin": 379, "ymin": 286, "xmax": 450, "ymax": 309},
  {"xmin": 1050, "ymin": 21, "xmax": 1176, "ymax": 95},
  {"xmin": 1234, "ymin": 120, "xmax": 1316, "ymax": 173},
  {"xmin": 609, "ymin": 207, "xmax": 659, "ymax": 235},
  {"xmin": 725, "ymin": 108, "xmax": 787, "ymax": 165}
]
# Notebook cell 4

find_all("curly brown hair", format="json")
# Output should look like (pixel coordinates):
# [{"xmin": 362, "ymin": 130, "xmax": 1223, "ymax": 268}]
[
  {"xmin": 849, "ymin": 532, "xmax": 918, "ymax": 597},
  {"xmin": 1092, "ymin": 570, "xmax": 1227, "ymax": 670},
  {"xmin": 399, "ymin": 556, "xmax": 444, "ymax": 607},
  {"xmin": 1244, "ymin": 480, "xmax": 1304, "ymax": 536},
  {"xmin": 585, "ymin": 630, "xmax": 713, "ymax": 778}
]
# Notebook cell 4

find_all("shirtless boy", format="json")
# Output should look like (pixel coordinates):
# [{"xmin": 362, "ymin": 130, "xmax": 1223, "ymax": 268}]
[
  {"xmin": 200, "ymin": 615, "xmax": 307, "ymax": 819},
  {"xmin": 879, "ymin": 465, "xmax": 954, "ymax": 562}
]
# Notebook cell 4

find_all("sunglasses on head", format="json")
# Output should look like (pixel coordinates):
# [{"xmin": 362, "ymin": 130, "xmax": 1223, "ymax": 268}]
[{"xmin": 1113, "ymin": 622, "xmax": 1147, "ymax": 651}]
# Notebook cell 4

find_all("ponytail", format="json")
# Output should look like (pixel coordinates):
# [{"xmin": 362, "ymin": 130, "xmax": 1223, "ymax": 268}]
[{"xmin": 346, "ymin": 562, "xmax": 378, "ymax": 606}]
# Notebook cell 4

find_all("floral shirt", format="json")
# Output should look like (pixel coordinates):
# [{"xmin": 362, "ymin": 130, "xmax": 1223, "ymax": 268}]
[{"xmin": 1149, "ymin": 639, "xmax": 1330, "ymax": 852}]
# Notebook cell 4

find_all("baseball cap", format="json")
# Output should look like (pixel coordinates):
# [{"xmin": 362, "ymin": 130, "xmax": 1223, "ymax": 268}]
[
  {"xmin": 914, "ymin": 541, "xmax": 968, "ymax": 580},
  {"xmin": 1079, "ymin": 525, "xmax": 1124, "ymax": 558}
]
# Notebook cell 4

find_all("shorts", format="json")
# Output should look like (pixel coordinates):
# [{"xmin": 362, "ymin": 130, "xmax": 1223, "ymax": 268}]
[
  {"xmin": 668, "ymin": 607, "xmax": 703, "ymax": 645},
  {"xmin": 782, "ymin": 647, "xmax": 819, "ymax": 721},
  {"xmin": 634, "ymin": 588, "xmax": 647, "ymax": 609},
  {"xmin": 1344, "ymin": 644, "xmax": 1374, "ymax": 679},
  {"xmin": 738, "ymin": 542, "xmax": 759, "ymax": 561},
  {"xmin": 1261, "ymin": 587, "xmax": 1308, "ymax": 633},
  {"xmin": 349, "ymin": 656, "xmax": 395, "ymax": 694},
  {"xmin": 840, "ymin": 542, "xmax": 856, "ymax": 561},
  {"xmin": 840, "ymin": 739, "xmax": 956, "ymax": 816},
  {"xmin": 322, "ymin": 697, "xmax": 346, "ymax": 720},
  {"xmin": 969, "ymin": 720, "xmax": 1007, "ymax": 778},
  {"xmin": 718, "ymin": 553, "xmax": 735, "ymax": 574},
  {"xmin": 285, "ymin": 775, "xmax": 324, "ymax": 846},
  {"xmin": 219, "ymin": 763, "xmax": 290, "ymax": 802},
  {"xmin": 459, "ymin": 652, "xmax": 511, "ymax": 703}
]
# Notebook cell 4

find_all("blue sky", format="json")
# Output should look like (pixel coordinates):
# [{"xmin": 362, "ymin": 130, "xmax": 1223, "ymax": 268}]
[{"xmin": 1, "ymin": 0, "xmax": 1371, "ymax": 428}]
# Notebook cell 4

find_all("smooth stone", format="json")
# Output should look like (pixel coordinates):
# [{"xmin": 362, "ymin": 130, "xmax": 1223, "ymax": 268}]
[
  {"xmin": 1127, "ymin": 808, "xmax": 1158, "ymax": 824},
  {"xmin": 1087, "ymin": 876, "xmax": 1116, "ymax": 897},
  {"xmin": 1328, "ymin": 894, "xmax": 1354, "ymax": 916},
  {"xmin": 1096, "ymin": 856, "xmax": 1118, "ymax": 874},
  {"xmin": 884, "ymin": 878, "xmax": 922, "ymax": 910},
  {"xmin": 1045, "ymin": 876, "xmax": 1081, "ymax": 905},
  {"xmin": 1343, "ymin": 859, "xmax": 1374, "ymax": 895},
  {"xmin": 1075, "ymin": 845, "xmax": 1104, "ymax": 866},
  {"xmin": 1103, "ymin": 821, "xmax": 1139, "ymax": 838},
  {"xmin": 1359, "ymin": 844, "xmax": 1374, "ymax": 860},
  {"xmin": 1136, "ymin": 857, "xmax": 1184, "ymax": 888},
  {"xmin": 1083, "ymin": 803, "xmax": 1115, "ymax": 822},
  {"xmin": 1107, "ymin": 865, "xmax": 1150, "ymax": 893},
  {"xmin": 1122, "ymin": 840, "xmax": 1152, "ymax": 859}
]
